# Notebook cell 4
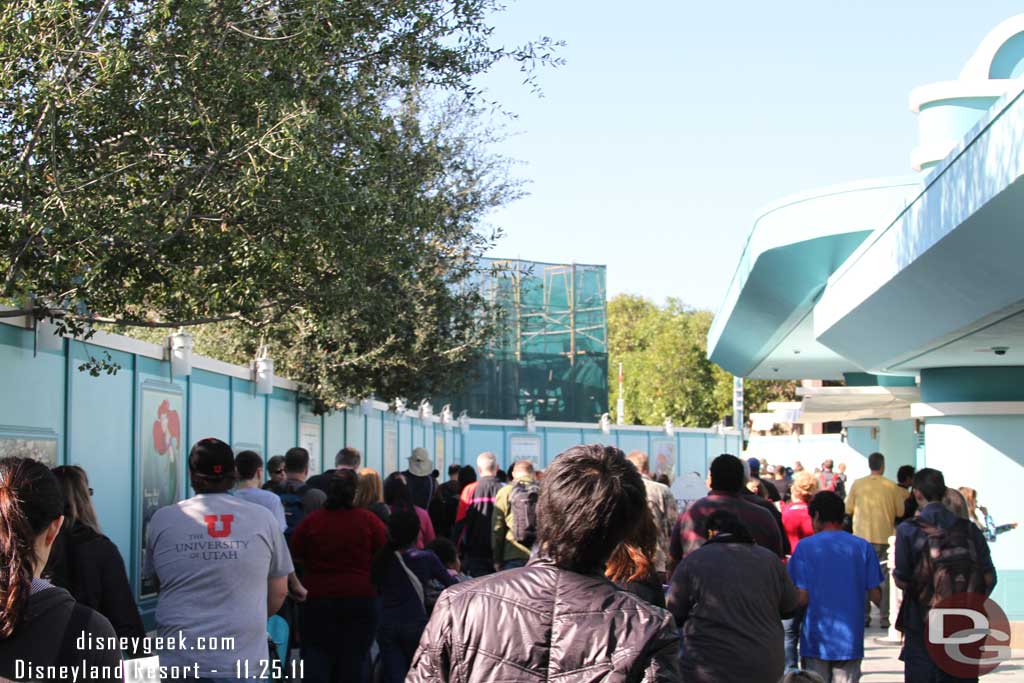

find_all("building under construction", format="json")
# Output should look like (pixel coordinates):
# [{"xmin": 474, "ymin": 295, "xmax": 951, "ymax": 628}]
[{"xmin": 447, "ymin": 258, "xmax": 609, "ymax": 422}]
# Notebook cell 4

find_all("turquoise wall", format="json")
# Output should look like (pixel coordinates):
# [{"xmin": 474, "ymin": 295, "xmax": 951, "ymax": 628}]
[
  {"xmin": 923, "ymin": 415, "xmax": 1024, "ymax": 620},
  {"xmin": 0, "ymin": 321, "xmax": 739, "ymax": 614}
]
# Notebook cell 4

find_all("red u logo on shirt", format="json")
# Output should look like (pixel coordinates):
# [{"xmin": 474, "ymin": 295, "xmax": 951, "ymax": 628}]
[{"xmin": 205, "ymin": 514, "xmax": 234, "ymax": 538}]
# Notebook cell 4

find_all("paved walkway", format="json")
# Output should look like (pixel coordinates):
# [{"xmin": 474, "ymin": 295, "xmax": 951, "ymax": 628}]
[{"xmin": 860, "ymin": 626, "xmax": 1024, "ymax": 682}]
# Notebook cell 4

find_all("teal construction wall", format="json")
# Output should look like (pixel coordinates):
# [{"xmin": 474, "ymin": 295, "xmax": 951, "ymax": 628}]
[{"xmin": 0, "ymin": 320, "xmax": 740, "ymax": 615}]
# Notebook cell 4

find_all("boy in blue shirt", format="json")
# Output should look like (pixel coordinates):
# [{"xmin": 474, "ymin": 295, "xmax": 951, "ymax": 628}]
[{"xmin": 789, "ymin": 490, "xmax": 883, "ymax": 682}]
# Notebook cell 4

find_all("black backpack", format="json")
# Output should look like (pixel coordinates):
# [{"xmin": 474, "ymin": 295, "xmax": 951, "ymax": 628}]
[{"xmin": 509, "ymin": 481, "xmax": 540, "ymax": 546}]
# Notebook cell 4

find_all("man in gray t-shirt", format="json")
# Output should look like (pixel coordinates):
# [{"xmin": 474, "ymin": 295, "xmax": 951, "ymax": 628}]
[{"xmin": 144, "ymin": 438, "xmax": 293, "ymax": 678}]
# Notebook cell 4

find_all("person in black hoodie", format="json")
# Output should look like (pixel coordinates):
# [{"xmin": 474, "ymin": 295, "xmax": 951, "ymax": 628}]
[
  {"xmin": 48, "ymin": 465, "xmax": 146, "ymax": 653},
  {"xmin": 0, "ymin": 457, "xmax": 122, "ymax": 680}
]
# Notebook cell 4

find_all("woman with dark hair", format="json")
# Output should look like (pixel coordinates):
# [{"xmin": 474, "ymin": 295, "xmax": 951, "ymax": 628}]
[
  {"xmin": 48, "ymin": 465, "xmax": 146, "ymax": 651},
  {"xmin": 383, "ymin": 472, "xmax": 435, "ymax": 549},
  {"xmin": 291, "ymin": 469, "xmax": 387, "ymax": 683},
  {"xmin": 605, "ymin": 503, "xmax": 665, "ymax": 607},
  {"xmin": 668, "ymin": 509, "xmax": 799, "ymax": 683},
  {"xmin": 373, "ymin": 510, "xmax": 456, "ymax": 683},
  {"xmin": 0, "ymin": 458, "xmax": 122, "ymax": 678}
]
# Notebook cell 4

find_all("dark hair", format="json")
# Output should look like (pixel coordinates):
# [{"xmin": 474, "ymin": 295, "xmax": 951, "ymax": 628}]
[
  {"xmin": 709, "ymin": 454, "xmax": 744, "ymax": 493},
  {"xmin": 536, "ymin": 444, "xmax": 646, "ymax": 574},
  {"xmin": 705, "ymin": 509, "xmax": 754, "ymax": 543},
  {"xmin": 266, "ymin": 455, "xmax": 285, "ymax": 475},
  {"xmin": 495, "ymin": 469, "xmax": 508, "ymax": 483},
  {"xmin": 457, "ymin": 465, "xmax": 477, "ymax": 492},
  {"xmin": 371, "ymin": 509, "xmax": 421, "ymax": 580},
  {"xmin": 234, "ymin": 450, "xmax": 263, "ymax": 481},
  {"xmin": 324, "ymin": 469, "xmax": 359, "ymax": 510},
  {"xmin": 913, "ymin": 468, "xmax": 946, "ymax": 503},
  {"xmin": 447, "ymin": 464, "xmax": 461, "ymax": 477},
  {"xmin": 897, "ymin": 465, "xmax": 916, "ymax": 485},
  {"xmin": 335, "ymin": 447, "xmax": 361, "ymax": 469},
  {"xmin": 284, "ymin": 447, "xmax": 310, "ymax": 474},
  {"xmin": 605, "ymin": 500, "xmax": 658, "ymax": 583},
  {"xmin": 868, "ymin": 452, "xmax": 885, "ymax": 472},
  {"xmin": 383, "ymin": 472, "xmax": 413, "ymax": 511},
  {"xmin": 51, "ymin": 465, "xmax": 100, "ymax": 533},
  {"xmin": 654, "ymin": 473, "xmax": 671, "ymax": 487},
  {"xmin": 809, "ymin": 490, "xmax": 846, "ymax": 525},
  {"xmin": 426, "ymin": 537, "xmax": 457, "ymax": 568},
  {"xmin": 0, "ymin": 458, "xmax": 65, "ymax": 638}
]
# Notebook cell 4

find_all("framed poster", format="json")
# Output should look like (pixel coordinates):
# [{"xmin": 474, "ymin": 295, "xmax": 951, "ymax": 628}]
[
  {"xmin": 651, "ymin": 438, "xmax": 676, "ymax": 481},
  {"xmin": 435, "ymin": 433, "xmax": 446, "ymax": 476},
  {"xmin": 139, "ymin": 381, "xmax": 184, "ymax": 598},
  {"xmin": 383, "ymin": 422, "xmax": 398, "ymax": 476},
  {"xmin": 298, "ymin": 419, "xmax": 321, "ymax": 474},
  {"xmin": 672, "ymin": 471, "xmax": 709, "ymax": 513},
  {"xmin": 508, "ymin": 434, "xmax": 542, "ymax": 467},
  {"xmin": 0, "ymin": 426, "xmax": 59, "ymax": 466}
]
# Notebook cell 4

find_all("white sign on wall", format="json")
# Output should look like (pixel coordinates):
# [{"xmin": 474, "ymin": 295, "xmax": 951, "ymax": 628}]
[
  {"xmin": 299, "ymin": 420, "xmax": 321, "ymax": 474},
  {"xmin": 383, "ymin": 422, "xmax": 398, "ymax": 476},
  {"xmin": 509, "ymin": 434, "xmax": 542, "ymax": 466}
]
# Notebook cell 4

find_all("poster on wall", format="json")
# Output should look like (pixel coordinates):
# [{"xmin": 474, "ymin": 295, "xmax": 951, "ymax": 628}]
[
  {"xmin": 672, "ymin": 471, "xmax": 709, "ymax": 513},
  {"xmin": 298, "ymin": 420, "xmax": 321, "ymax": 474},
  {"xmin": 0, "ymin": 429, "xmax": 59, "ymax": 466},
  {"xmin": 383, "ymin": 422, "xmax": 398, "ymax": 476},
  {"xmin": 651, "ymin": 438, "xmax": 676, "ymax": 481},
  {"xmin": 139, "ymin": 381, "xmax": 184, "ymax": 598},
  {"xmin": 435, "ymin": 433, "xmax": 446, "ymax": 475},
  {"xmin": 509, "ymin": 434, "xmax": 542, "ymax": 466}
]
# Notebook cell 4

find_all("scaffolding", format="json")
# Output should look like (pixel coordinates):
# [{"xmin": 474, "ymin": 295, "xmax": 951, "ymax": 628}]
[{"xmin": 448, "ymin": 258, "xmax": 609, "ymax": 422}]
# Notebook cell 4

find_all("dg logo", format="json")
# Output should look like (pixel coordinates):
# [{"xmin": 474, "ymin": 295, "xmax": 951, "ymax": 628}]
[{"xmin": 925, "ymin": 592, "xmax": 1011, "ymax": 677}]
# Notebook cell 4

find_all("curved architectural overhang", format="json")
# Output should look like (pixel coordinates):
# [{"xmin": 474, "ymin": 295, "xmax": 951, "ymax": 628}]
[
  {"xmin": 814, "ymin": 80, "xmax": 1024, "ymax": 374},
  {"xmin": 707, "ymin": 178, "xmax": 922, "ymax": 378}
]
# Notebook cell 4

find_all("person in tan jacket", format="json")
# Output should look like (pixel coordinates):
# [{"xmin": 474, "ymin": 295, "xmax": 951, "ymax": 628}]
[{"xmin": 845, "ymin": 452, "xmax": 909, "ymax": 628}]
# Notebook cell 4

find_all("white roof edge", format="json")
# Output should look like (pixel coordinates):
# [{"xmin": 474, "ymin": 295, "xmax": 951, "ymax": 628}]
[
  {"xmin": 909, "ymin": 80, "xmax": 1010, "ymax": 113},
  {"xmin": 796, "ymin": 386, "xmax": 920, "ymax": 398}
]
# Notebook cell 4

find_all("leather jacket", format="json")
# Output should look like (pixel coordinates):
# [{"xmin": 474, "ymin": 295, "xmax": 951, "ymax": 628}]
[{"xmin": 408, "ymin": 557, "xmax": 681, "ymax": 682}]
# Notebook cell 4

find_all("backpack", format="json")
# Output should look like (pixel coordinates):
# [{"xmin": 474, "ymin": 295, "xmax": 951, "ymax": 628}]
[
  {"xmin": 509, "ymin": 481, "xmax": 540, "ymax": 546},
  {"xmin": 274, "ymin": 482, "xmax": 308, "ymax": 537},
  {"xmin": 908, "ymin": 518, "xmax": 987, "ymax": 612}
]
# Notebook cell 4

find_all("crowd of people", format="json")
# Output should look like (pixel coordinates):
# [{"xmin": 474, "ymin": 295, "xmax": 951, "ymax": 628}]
[{"xmin": 0, "ymin": 440, "xmax": 1013, "ymax": 683}]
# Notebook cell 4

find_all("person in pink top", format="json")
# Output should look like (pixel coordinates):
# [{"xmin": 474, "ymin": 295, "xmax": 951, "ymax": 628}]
[
  {"xmin": 781, "ymin": 470, "xmax": 819, "ymax": 674},
  {"xmin": 384, "ymin": 472, "xmax": 436, "ymax": 548}
]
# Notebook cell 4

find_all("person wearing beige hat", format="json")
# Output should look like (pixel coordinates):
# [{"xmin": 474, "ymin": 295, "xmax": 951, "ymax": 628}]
[{"xmin": 403, "ymin": 447, "xmax": 437, "ymax": 510}]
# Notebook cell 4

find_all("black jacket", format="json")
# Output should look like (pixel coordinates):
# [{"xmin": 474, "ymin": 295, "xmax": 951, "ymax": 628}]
[
  {"xmin": 408, "ymin": 558, "xmax": 681, "ymax": 682},
  {"xmin": 48, "ymin": 522, "xmax": 146, "ymax": 649},
  {"xmin": 0, "ymin": 584, "xmax": 122, "ymax": 681},
  {"xmin": 461, "ymin": 476, "xmax": 503, "ymax": 560}
]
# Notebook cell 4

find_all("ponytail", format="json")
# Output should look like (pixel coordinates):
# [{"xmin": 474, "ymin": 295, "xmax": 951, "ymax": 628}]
[{"xmin": 0, "ymin": 458, "xmax": 65, "ymax": 639}]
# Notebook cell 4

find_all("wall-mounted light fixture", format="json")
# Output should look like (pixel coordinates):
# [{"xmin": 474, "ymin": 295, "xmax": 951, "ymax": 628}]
[
  {"xmin": 664, "ymin": 417, "xmax": 675, "ymax": 437},
  {"xmin": 167, "ymin": 329, "xmax": 193, "ymax": 377},
  {"xmin": 252, "ymin": 346, "xmax": 274, "ymax": 394},
  {"xmin": 599, "ymin": 412, "xmax": 611, "ymax": 435},
  {"xmin": 458, "ymin": 410, "xmax": 470, "ymax": 434},
  {"xmin": 525, "ymin": 411, "xmax": 536, "ymax": 433},
  {"xmin": 360, "ymin": 397, "xmax": 375, "ymax": 417},
  {"xmin": 418, "ymin": 400, "xmax": 433, "ymax": 422},
  {"xmin": 440, "ymin": 404, "xmax": 453, "ymax": 427},
  {"xmin": 393, "ymin": 397, "xmax": 407, "ymax": 415}
]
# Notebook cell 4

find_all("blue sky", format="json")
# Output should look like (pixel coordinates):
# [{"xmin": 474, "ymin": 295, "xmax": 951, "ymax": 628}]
[{"xmin": 477, "ymin": 1, "xmax": 1023, "ymax": 311}]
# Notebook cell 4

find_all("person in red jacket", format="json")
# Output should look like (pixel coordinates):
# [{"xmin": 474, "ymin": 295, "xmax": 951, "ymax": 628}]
[{"xmin": 291, "ymin": 469, "xmax": 387, "ymax": 683}]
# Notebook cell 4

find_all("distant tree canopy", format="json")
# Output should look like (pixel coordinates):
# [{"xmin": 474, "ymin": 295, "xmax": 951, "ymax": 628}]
[
  {"xmin": 608, "ymin": 295, "xmax": 797, "ymax": 428},
  {"xmin": 0, "ymin": 0, "xmax": 561, "ymax": 410}
]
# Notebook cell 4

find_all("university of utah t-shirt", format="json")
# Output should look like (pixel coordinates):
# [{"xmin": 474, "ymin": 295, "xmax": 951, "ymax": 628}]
[{"xmin": 144, "ymin": 494, "xmax": 293, "ymax": 677}]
